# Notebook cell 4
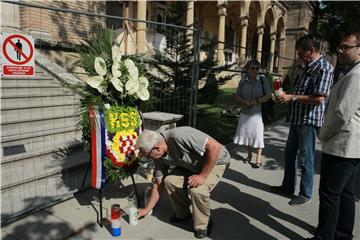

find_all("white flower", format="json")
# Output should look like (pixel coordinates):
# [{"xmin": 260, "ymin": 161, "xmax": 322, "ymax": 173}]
[
  {"xmin": 138, "ymin": 77, "xmax": 149, "ymax": 89},
  {"xmin": 136, "ymin": 87, "xmax": 150, "ymax": 101},
  {"xmin": 125, "ymin": 79, "xmax": 140, "ymax": 95},
  {"xmin": 104, "ymin": 103, "xmax": 111, "ymax": 109},
  {"xmin": 94, "ymin": 57, "xmax": 107, "ymax": 76},
  {"xmin": 86, "ymin": 75, "xmax": 105, "ymax": 93},
  {"xmin": 136, "ymin": 77, "xmax": 149, "ymax": 101},
  {"xmin": 98, "ymin": 85, "xmax": 106, "ymax": 93},
  {"xmin": 111, "ymin": 76, "xmax": 124, "ymax": 93},
  {"xmin": 112, "ymin": 61, "xmax": 122, "ymax": 78},
  {"xmin": 124, "ymin": 58, "xmax": 138, "ymax": 81},
  {"xmin": 112, "ymin": 45, "xmax": 122, "ymax": 62}
]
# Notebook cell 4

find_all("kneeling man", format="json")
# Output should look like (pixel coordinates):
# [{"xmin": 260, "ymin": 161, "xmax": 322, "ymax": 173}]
[{"xmin": 136, "ymin": 126, "xmax": 231, "ymax": 238}]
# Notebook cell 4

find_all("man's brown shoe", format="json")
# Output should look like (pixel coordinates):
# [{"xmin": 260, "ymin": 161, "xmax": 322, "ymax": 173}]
[{"xmin": 194, "ymin": 218, "xmax": 213, "ymax": 239}]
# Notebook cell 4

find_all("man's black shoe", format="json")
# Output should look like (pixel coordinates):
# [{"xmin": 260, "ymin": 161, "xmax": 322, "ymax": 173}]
[
  {"xmin": 194, "ymin": 218, "xmax": 213, "ymax": 239},
  {"xmin": 194, "ymin": 229, "xmax": 207, "ymax": 239},
  {"xmin": 169, "ymin": 214, "xmax": 192, "ymax": 223},
  {"xmin": 270, "ymin": 185, "xmax": 294, "ymax": 197}
]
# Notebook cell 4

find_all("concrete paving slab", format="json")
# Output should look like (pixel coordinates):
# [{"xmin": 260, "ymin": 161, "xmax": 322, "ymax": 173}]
[{"xmin": 1, "ymin": 211, "xmax": 73, "ymax": 240}]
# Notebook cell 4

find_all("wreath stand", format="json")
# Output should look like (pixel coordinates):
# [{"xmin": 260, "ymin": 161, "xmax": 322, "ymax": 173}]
[{"xmin": 81, "ymin": 157, "xmax": 140, "ymax": 227}]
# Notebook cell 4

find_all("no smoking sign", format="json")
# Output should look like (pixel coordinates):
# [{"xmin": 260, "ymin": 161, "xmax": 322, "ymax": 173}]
[{"xmin": 1, "ymin": 33, "xmax": 35, "ymax": 76}]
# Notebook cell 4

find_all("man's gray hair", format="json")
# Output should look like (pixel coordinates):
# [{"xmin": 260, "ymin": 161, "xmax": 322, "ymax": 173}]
[{"xmin": 135, "ymin": 130, "xmax": 162, "ymax": 154}]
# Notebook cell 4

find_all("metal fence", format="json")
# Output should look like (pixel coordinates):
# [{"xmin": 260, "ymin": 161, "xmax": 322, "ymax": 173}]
[
  {"xmin": 1, "ymin": 0, "xmax": 201, "ymax": 224},
  {"xmin": 1, "ymin": 0, "xmax": 298, "ymax": 224}
]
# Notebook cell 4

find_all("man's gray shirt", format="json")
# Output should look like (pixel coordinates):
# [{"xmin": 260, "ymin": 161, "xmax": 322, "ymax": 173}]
[{"xmin": 154, "ymin": 127, "xmax": 231, "ymax": 178}]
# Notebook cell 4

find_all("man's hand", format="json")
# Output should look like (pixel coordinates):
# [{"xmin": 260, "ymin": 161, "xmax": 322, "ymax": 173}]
[
  {"xmin": 276, "ymin": 94, "xmax": 293, "ymax": 103},
  {"xmin": 188, "ymin": 174, "xmax": 206, "ymax": 188},
  {"xmin": 249, "ymin": 100, "xmax": 257, "ymax": 107},
  {"xmin": 137, "ymin": 208, "xmax": 148, "ymax": 220}
]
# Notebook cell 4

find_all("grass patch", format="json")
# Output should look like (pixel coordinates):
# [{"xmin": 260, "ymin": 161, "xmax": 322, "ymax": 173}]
[
  {"xmin": 196, "ymin": 88, "xmax": 288, "ymax": 145},
  {"xmin": 196, "ymin": 88, "xmax": 238, "ymax": 144}
]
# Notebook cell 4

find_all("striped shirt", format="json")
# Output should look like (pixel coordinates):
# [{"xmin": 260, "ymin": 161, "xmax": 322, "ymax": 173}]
[{"xmin": 290, "ymin": 56, "xmax": 334, "ymax": 127}]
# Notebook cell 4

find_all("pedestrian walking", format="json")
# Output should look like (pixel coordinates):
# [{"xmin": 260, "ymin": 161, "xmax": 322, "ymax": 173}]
[{"xmin": 271, "ymin": 34, "xmax": 334, "ymax": 206}]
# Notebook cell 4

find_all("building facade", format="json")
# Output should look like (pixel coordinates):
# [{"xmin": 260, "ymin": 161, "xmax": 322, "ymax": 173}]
[{"xmin": 2, "ymin": 0, "xmax": 317, "ymax": 75}]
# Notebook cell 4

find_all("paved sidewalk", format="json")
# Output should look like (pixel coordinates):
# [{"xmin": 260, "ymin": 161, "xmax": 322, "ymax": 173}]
[{"xmin": 2, "ymin": 122, "xmax": 359, "ymax": 240}]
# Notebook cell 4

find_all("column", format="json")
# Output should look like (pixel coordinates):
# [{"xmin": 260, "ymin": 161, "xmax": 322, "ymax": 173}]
[
  {"xmin": 256, "ymin": 26, "xmax": 264, "ymax": 63},
  {"xmin": 239, "ymin": 16, "xmax": 248, "ymax": 62},
  {"xmin": 217, "ymin": 3, "xmax": 227, "ymax": 65},
  {"xmin": 136, "ymin": 0, "xmax": 147, "ymax": 54},
  {"xmin": 124, "ymin": 2, "xmax": 129, "ymax": 54},
  {"xmin": 186, "ymin": 0, "xmax": 194, "ymax": 45},
  {"xmin": 278, "ymin": 37, "xmax": 286, "ymax": 74},
  {"xmin": 268, "ymin": 33, "xmax": 277, "ymax": 72}
]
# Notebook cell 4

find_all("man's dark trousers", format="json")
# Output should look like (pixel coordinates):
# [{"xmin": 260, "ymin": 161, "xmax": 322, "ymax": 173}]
[{"xmin": 315, "ymin": 153, "xmax": 360, "ymax": 240}]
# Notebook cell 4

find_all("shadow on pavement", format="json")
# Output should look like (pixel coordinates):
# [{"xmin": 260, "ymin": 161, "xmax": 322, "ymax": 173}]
[
  {"xmin": 212, "ymin": 181, "xmax": 314, "ymax": 240},
  {"xmin": 223, "ymin": 168, "xmax": 290, "ymax": 197},
  {"xmin": 210, "ymin": 208, "xmax": 277, "ymax": 239},
  {"xmin": 1, "ymin": 211, "xmax": 92, "ymax": 240},
  {"xmin": 227, "ymin": 139, "xmax": 323, "ymax": 175}
]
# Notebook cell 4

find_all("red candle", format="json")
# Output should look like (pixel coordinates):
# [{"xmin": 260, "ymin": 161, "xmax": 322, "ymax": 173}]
[{"xmin": 274, "ymin": 79, "xmax": 281, "ymax": 90}]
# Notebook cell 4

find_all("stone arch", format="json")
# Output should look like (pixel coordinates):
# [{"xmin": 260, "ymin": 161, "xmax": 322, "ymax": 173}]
[
  {"xmin": 198, "ymin": 2, "xmax": 219, "ymax": 38},
  {"xmin": 240, "ymin": 1, "xmax": 250, "ymax": 17},
  {"xmin": 276, "ymin": 16, "xmax": 285, "ymax": 39},
  {"xmin": 226, "ymin": 6, "xmax": 240, "ymax": 45},
  {"xmin": 248, "ymin": 1, "xmax": 263, "ymax": 58},
  {"xmin": 262, "ymin": 7, "xmax": 276, "ymax": 68},
  {"xmin": 275, "ymin": 16, "xmax": 286, "ymax": 72}
]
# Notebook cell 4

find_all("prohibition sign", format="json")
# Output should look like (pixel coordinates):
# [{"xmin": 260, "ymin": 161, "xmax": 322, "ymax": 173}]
[{"xmin": 2, "ymin": 34, "xmax": 34, "ymax": 65}]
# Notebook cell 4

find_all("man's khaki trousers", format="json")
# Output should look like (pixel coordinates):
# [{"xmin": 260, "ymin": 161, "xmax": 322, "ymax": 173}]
[{"xmin": 163, "ymin": 164, "xmax": 227, "ymax": 230}]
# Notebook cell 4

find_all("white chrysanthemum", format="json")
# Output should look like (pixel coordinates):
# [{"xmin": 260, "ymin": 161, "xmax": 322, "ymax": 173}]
[
  {"xmin": 112, "ymin": 61, "xmax": 122, "ymax": 78},
  {"xmin": 111, "ymin": 76, "xmax": 124, "ymax": 93},
  {"xmin": 112, "ymin": 45, "xmax": 122, "ymax": 62},
  {"xmin": 94, "ymin": 57, "xmax": 107, "ymax": 76},
  {"xmin": 86, "ymin": 75, "xmax": 104, "ymax": 93},
  {"xmin": 136, "ymin": 87, "xmax": 150, "ymax": 101},
  {"xmin": 125, "ymin": 79, "xmax": 140, "ymax": 95},
  {"xmin": 139, "ymin": 76, "xmax": 149, "ymax": 89},
  {"xmin": 124, "ymin": 58, "xmax": 138, "ymax": 81}
]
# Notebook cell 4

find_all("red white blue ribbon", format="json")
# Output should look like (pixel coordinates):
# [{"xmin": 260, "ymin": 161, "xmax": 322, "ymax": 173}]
[{"xmin": 89, "ymin": 106, "xmax": 106, "ymax": 189}]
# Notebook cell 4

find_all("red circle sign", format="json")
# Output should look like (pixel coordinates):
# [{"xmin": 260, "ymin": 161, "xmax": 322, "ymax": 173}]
[{"xmin": 2, "ymin": 34, "xmax": 34, "ymax": 65}]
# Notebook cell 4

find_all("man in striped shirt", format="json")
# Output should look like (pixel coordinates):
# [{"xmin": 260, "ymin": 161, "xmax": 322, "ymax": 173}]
[{"xmin": 272, "ymin": 34, "xmax": 334, "ymax": 206}]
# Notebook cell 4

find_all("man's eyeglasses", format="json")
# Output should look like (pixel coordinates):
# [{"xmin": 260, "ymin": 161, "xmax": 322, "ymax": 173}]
[{"xmin": 337, "ymin": 44, "xmax": 360, "ymax": 53}]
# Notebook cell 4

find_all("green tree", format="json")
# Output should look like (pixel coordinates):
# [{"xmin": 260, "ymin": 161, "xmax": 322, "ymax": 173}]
[
  {"xmin": 149, "ymin": 2, "xmax": 233, "ymax": 122},
  {"xmin": 316, "ymin": 1, "xmax": 360, "ymax": 53}
]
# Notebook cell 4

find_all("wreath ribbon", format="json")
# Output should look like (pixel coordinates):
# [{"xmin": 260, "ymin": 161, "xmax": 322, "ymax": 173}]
[{"xmin": 89, "ymin": 106, "xmax": 106, "ymax": 189}]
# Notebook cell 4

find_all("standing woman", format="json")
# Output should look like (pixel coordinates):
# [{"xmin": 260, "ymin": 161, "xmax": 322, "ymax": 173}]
[{"xmin": 233, "ymin": 59, "xmax": 271, "ymax": 167}]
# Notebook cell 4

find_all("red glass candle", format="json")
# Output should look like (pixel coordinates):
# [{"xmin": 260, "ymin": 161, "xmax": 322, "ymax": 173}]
[{"xmin": 274, "ymin": 79, "xmax": 282, "ymax": 90}]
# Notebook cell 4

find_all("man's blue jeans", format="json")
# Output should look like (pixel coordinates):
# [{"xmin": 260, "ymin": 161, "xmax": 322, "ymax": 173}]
[
  {"xmin": 282, "ymin": 125, "xmax": 317, "ymax": 198},
  {"xmin": 314, "ymin": 154, "xmax": 360, "ymax": 240}
]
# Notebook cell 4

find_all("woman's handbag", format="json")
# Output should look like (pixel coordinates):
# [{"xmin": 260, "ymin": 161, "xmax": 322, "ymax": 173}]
[{"xmin": 260, "ymin": 76, "xmax": 274, "ymax": 124}]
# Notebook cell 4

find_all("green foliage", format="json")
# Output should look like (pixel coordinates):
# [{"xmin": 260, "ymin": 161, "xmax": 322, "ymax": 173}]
[
  {"xmin": 197, "ymin": 88, "xmax": 237, "ymax": 144},
  {"xmin": 316, "ymin": 1, "xmax": 360, "ymax": 52},
  {"xmin": 148, "ymin": 2, "xmax": 195, "ymax": 119},
  {"xmin": 76, "ymin": 26, "xmax": 114, "ymax": 76},
  {"xmin": 149, "ymin": 2, "xmax": 233, "ymax": 116},
  {"xmin": 104, "ymin": 157, "xmax": 138, "ymax": 182}
]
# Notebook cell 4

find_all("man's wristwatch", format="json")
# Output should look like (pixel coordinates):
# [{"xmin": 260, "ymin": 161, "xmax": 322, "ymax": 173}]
[{"xmin": 292, "ymin": 95, "xmax": 298, "ymax": 102}]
